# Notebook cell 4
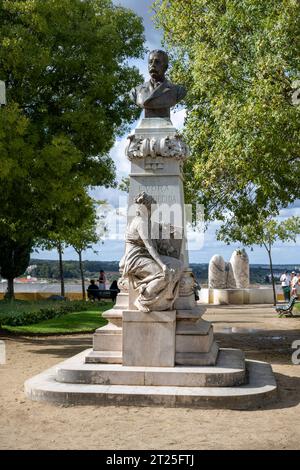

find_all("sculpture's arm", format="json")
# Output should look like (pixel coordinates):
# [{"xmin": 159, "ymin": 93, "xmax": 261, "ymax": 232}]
[{"xmin": 137, "ymin": 221, "xmax": 166, "ymax": 271}]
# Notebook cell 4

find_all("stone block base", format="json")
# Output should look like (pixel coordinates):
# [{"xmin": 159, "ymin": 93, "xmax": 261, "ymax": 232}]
[
  {"xmin": 57, "ymin": 348, "xmax": 245, "ymax": 387},
  {"xmin": 122, "ymin": 310, "xmax": 176, "ymax": 367}
]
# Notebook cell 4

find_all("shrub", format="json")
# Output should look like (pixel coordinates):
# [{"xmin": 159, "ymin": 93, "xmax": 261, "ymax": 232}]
[{"xmin": 0, "ymin": 300, "xmax": 97, "ymax": 327}]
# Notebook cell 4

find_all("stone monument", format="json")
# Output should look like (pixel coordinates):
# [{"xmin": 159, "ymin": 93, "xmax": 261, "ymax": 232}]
[
  {"xmin": 230, "ymin": 249, "xmax": 250, "ymax": 289},
  {"xmin": 87, "ymin": 49, "xmax": 218, "ymax": 367},
  {"xmin": 203, "ymin": 249, "xmax": 273, "ymax": 304},
  {"xmin": 25, "ymin": 51, "xmax": 277, "ymax": 407}
]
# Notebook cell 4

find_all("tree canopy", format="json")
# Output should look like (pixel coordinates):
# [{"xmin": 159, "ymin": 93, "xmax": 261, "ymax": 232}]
[
  {"xmin": 0, "ymin": 0, "xmax": 145, "ymax": 297},
  {"xmin": 153, "ymin": 0, "xmax": 300, "ymax": 225}
]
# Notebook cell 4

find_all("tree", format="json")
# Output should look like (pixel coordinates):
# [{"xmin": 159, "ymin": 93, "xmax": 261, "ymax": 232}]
[
  {"xmin": 0, "ymin": 0, "xmax": 145, "ymax": 297},
  {"xmin": 153, "ymin": 0, "xmax": 300, "ymax": 226},
  {"xmin": 66, "ymin": 199, "xmax": 101, "ymax": 300},
  {"xmin": 0, "ymin": 237, "xmax": 32, "ymax": 300},
  {"xmin": 218, "ymin": 215, "xmax": 300, "ymax": 305}
]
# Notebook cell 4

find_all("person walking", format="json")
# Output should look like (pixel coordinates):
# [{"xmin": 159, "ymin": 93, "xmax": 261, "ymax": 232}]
[
  {"xmin": 98, "ymin": 270, "xmax": 106, "ymax": 291},
  {"xmin": 280, "ymin": 270, "xmax": 291, "ymax": 302}
]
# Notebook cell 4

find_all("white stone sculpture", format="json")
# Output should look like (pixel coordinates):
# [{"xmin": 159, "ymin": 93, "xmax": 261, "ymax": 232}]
[
  {"xmin": 209, "ymin": 249, "xmax": 249, "ymax": 289},
  {"xmin": 208, "ymin": 254, "xmax": 226, "ymax": 289},
  {"xmin": 230, "ymin": 249, "xmax": 250, "ymax": 288},
  {"xmin": 120, "ymin": 191, "xmax": 184, "ymax": 312}
]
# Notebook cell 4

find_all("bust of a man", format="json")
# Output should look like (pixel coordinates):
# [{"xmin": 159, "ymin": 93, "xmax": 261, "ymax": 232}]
[{"xmin": 130, "ymin": 50, "xmax": 186, "ymax": 118}]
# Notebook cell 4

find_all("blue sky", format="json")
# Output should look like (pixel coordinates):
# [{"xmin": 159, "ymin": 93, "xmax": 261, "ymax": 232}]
[{"xmin": 34, "ymin": 0, "xmax": 300, "ymax": 265}]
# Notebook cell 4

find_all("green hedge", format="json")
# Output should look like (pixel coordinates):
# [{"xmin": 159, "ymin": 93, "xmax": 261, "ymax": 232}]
[{"xmin": 0, "ymin": 301, "xmax": 94, "ymax": 327}]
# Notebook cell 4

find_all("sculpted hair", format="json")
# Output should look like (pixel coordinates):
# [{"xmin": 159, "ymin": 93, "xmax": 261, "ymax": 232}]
[{"xmin": 134, "ymin": 192, "xmax": 156, "ymax": 210}]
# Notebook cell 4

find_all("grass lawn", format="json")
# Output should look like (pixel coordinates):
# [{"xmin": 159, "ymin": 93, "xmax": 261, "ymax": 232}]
[{"xmin": 1, "ymin": 302, "xmax": 112, "ymax": 335}]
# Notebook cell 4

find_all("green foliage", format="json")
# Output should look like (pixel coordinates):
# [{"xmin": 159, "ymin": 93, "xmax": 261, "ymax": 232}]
[
  {"xmin": 0, "ymin": 0, "xmax": 145, "ymax": 163},
  {"xmin": 0, "ymin": 299, "xmax": 98, "ymax": 326},
  {"xmin": 218, "ymin": 215, "xmax": 300, "ymax": 249},
  {"xmin": 2, "ymin": 308, "xmax": 110, "ymax": 335},
  {"xmin": 154, "ymin": 0, "xmax": 300, "ymax": 224},
  {"xmin": 0, "ymin": 0, "xmax": 145, "ymax": 294}
]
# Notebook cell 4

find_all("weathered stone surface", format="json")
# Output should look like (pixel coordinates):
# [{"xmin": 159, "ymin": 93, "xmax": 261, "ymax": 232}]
[
  {"xmin": 209, "ymin": 255, "xmax": 226, "ymax": 289},
  {"xmin": 122, "ymin": 310, "xmax": 176, "ymax": 367},
  {"xmin": 24, "ymin": 354, "xmax": 277, "ymax": 409},
  {"xmin": 55, "ymin": 349, "xmax": 246, "ymax": 387},
  {"xmin": 175, "ymin": 341, "xmax": 219, "ymax": 366},
  {"xmin": 230, "ymin": 249, "xmax": 250, "ymax": 288},
  {"xmin": 93, "ymin": 324, "xmax": 122, "ymax": 352},
  {"xmin": 225, "ymin": 261, "xmax": 236, "ymax": 289}
]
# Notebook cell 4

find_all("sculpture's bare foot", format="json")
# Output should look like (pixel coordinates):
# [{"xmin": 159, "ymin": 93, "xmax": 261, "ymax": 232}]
[{"xmin": 134, "ymin": 298, "xmax": 150, "ymax": 313}]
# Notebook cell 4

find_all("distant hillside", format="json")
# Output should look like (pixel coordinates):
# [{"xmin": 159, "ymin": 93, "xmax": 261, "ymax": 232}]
[{"xmin": 29, "ymin": 259, "xmax": 298, "ymax": 285}]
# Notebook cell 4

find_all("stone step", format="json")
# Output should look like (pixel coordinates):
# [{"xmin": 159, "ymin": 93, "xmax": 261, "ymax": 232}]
[
  {"xmin": 176, "ymin": 319, "xmax": 211, "ymax": 335},
  {"xmin": 56, "ymin": 348, "xmax": 245, "ymax": 387},
  {"xmin": 25, "ymin": 357, "xmax": 277, "ymax": 409},
  {"xmin": 176, "ymin": 306, "xmax": 205, "ymax": 320},
  {"xmin": 93, "ymin": 325, "xmax": 122, "ymax": 352},
  {"xmin": 176, "ymin": 341, "xmax": 219, "ymax": 366},
  {"xmin": 176, "ymin": 326, "xmax": 214, "ymax": 354},
  {"xmin": 85, "ymin": 350, "xmax": 122, "ymax": 364}
]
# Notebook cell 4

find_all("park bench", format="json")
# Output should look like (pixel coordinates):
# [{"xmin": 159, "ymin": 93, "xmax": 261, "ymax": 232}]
[
  {"xmin": 87, "ymin": 288, "xmax": 119, "ymax": 302},
  {"xmin": 276, "ymin": 295, "xmax": 298, "ymax": 317}
]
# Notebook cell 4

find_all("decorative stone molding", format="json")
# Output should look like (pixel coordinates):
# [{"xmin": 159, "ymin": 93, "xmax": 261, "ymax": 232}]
[{"xmin": 125, "ymin": 134, "xmax": 189, "ymax": 161}]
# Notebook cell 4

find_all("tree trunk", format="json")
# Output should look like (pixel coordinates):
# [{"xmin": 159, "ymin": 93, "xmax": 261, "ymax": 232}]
[
  {"xmin": 58, "ymin": 242, "xmax": 65, "ymax": 298},
  {"xmin": 78, "ymin": 250, "xmax": 86, "ymax": 301},
  {"xmin": 5, "ymin": 277, "xmax": 15, "ymax": 301},
  {"xmin": 267, "ymin": 248, "xmax": 277, "ymax": 305}
]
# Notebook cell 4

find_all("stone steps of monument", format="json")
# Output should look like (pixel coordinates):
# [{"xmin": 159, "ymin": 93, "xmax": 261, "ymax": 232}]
[
  {"xmin": 85, "ymin": 350, "xmax": 122, "ymax": 364},
  {"xmin": 175, "ymin": 341, "xmax": 219, "ymax": 366},
  {"xmin": 55, "ymin": 348, "xmax": 245, "ymax": 388},
  {"xmin": 176, "ymin": 306, "xmax": 205, "ymax": 319},
  {"xmin": 176, "ymin": 319, "xmax": 211, "ymax": 335},
  {"xmin": 25, "ymin": 358, "xmax": 277, "ymax": 409}
]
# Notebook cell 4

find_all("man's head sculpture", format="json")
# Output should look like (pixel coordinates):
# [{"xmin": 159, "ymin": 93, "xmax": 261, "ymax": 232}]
[{"xmin": 148, "ymin": 50, "xmax": 169, "ymax": 83}]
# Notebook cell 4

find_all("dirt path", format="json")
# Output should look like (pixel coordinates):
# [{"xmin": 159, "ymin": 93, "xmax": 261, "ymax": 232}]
[{"xmin": 0, "ymin": 304, "xmax": 300, "ymax": 450}]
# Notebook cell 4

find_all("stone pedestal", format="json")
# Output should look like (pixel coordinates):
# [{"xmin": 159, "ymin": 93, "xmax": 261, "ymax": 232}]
[
  {"xmin": 122, "ymin": 310, "xmax": 176, "ymax": 367},
  {"xmin": 85, "ymin": 117, "xmax": 218, "ymax": 368}
]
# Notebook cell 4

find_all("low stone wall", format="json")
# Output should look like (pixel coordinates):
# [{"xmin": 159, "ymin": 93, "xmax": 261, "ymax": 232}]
[
  {"xmin": 0, "ymin": 292, "xmax": 84, "ymax": 301},
  {"xmin": 199, "ymin": 287, "xmax": 282, "ymax": 305}
]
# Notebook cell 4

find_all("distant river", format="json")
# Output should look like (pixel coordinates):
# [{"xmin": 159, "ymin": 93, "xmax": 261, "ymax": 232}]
[{"xmin": 0, "ymin": 282, "xmax": 85, "ymax": 293}]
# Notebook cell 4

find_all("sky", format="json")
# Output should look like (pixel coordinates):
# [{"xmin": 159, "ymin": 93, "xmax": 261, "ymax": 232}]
[{"xmin": 34, "ymin": 0, "xmax": 300, "ymax": 266}]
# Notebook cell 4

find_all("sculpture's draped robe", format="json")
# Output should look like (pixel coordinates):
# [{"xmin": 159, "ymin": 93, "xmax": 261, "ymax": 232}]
[{"xmin": 121, "ymin": 219, "xmax": 184, "ymax": 312}]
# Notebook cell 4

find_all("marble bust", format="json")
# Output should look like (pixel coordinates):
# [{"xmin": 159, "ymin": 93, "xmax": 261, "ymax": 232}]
[{"xmin": 130, "ymin": 50, "xmax": 186, "ymax": 118}]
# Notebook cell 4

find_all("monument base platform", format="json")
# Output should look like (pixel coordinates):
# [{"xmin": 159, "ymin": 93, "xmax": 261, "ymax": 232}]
[
  {"xmin": 24, "ymin": 348, "xmax": 277, "ymax": 409},
  {"xmin": 199, "ymin": 287, "xmax": 275, "ymax": 305}
]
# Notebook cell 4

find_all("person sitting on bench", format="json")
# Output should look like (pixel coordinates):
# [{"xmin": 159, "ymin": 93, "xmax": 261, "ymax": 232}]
[
  {"xmin": 109, "ymin": 280, "xmax": 120, "ymax": 302},
  {"xmin": 87, "ymin": 280, "xmax": 100, "ymax": 301}
]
